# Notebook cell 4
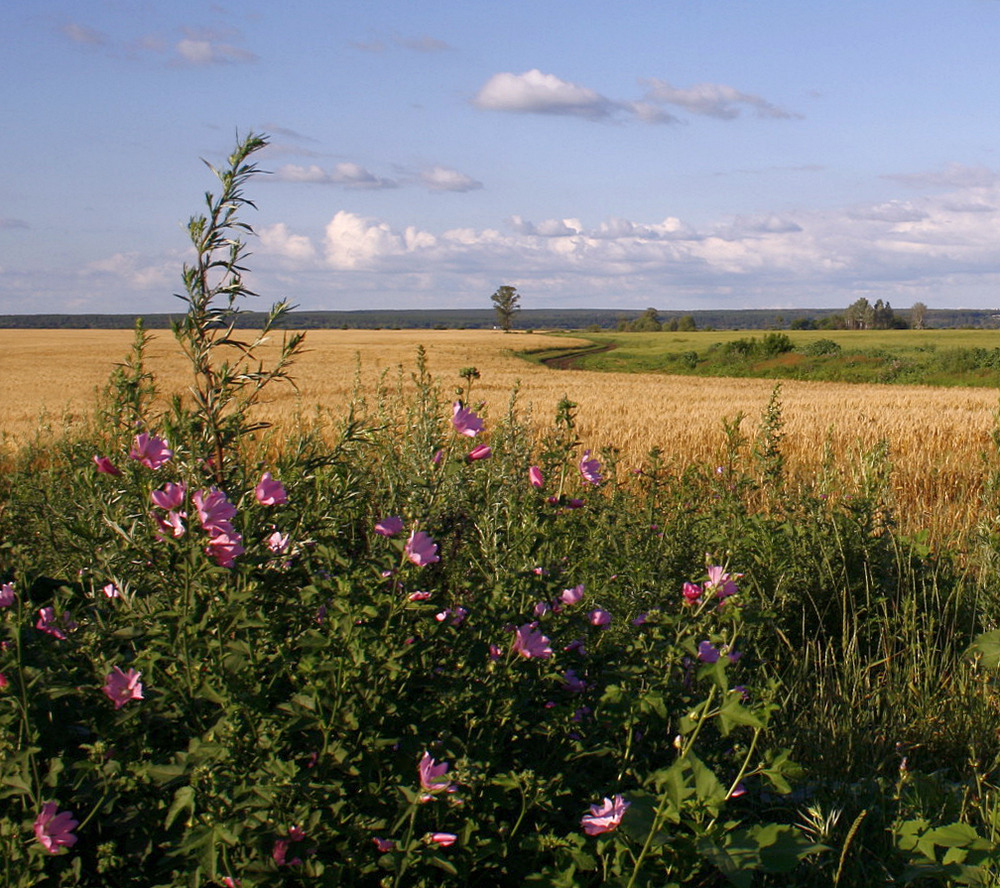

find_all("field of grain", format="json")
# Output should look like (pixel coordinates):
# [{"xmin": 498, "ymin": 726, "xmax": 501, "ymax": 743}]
[{"xmin": 2, "ymin": 328, "xmax": 998, "ymax": 536}]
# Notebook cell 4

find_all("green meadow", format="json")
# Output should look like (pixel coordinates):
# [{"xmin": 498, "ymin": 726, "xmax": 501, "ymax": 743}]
[{"xmin": 527, "ymin": 329, "xmax": 1000, "ymax": 386}]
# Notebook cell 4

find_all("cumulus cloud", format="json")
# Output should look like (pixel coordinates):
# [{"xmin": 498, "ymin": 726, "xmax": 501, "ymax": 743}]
[
  {"xmin": 473, "ymin": 70, "xmax": 798, "ymax": 125},
  {"xmin": 274, "ymin": 163, "xmax": 397, "ymax": 189},
  {"xmin": 641, "ymin": 79, "xmax": 801, "ymax": 119},
  {"xmin": 473, "ymin": 70, "xmax": 616, "ymax": 119},
  {"xmin": 883, "ymin": 163, "xmax": 998, "ymax": 190},
  {"xmin": 60, "ymin": 23, "xmax": 108, "ymax": 46},
  {"xmin": 942, "ymin": 200, "xmax": 997, "ymax": 213},
  {"xmin": 83, "ymin": 252, "xmax": 175, "ymax": 289},
  {"xmin": 176, "ymin": 168, "xmax": 1000, "ymax": 312},
  {"xmin": 259, "ymin": 223, "xmax": 316, "ymax": 262},
  {"xmin": 849, "ymin": 201, "xmax": 929, "ymax": 223},
  {"xmin": 173, "ymin": 37, "xmax": 257, "ymax": 65},
  {"xmin": 420, "ymin": 166, "xmax": 483, "ymax": 192},
  {"xmin": 289, "ymin": 174, "xmax": 1000, "ymax": 308},
  {"xmin": 717, "ymin": 215, "xmax": 805, "ymax": 238},
  {"xmin": 324, "ymin": 211, "xmax": 410, "ymax": 269}
]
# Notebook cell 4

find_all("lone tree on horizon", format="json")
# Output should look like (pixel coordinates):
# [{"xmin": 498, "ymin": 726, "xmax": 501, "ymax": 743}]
[{"xmin": 490, "ymin": 284, "xmax": 521, "ymax": 332}]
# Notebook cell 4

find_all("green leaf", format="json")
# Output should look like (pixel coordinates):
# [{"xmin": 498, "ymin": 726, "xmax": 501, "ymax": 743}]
[
  {"xmin": 688, "ymin": 753, "xmax": 727, "ymax": 807},
  {"xmin": 146, "ymin": 763, "xmax": 189, "ymax": 786},
  {"xmin": 427, "ymin": 855, "xmax": 458, "ymax": 876},
  {"xmin": 164, "ymin": 785, "xmax": 195, "ymax": 830},
  {"xmin": 966, "ymin": 630, "xmax": 1000, "ymax": 669},
  {"xmin": 926, "ymin": 822, "xmax": 985, "ymax": 849},
  {"xmin": 717, "ymin": 695, "xmax": 765, "ymax": 735}
]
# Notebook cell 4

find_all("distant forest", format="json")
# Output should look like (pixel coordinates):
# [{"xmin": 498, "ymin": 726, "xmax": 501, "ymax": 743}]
[{"xmin": 1, "ymin": 306, "xmax": 999, "ymax": 331}]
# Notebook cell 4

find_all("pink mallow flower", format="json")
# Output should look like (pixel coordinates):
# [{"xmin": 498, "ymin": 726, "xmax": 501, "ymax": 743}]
[
  {"xmin": 427, "ymin": 832, "xmax": 457, "ymax": 847},
  {"xmin": 272, "ymin": 839, "xmax": 302, "ymax": 867},
  {"xmin": 151, "ymin": 482, "xmax": 186, "ymax": 511},
  {"xmin": 578, "ymin": 450, "xmax": 603, "ymax": 485},
  {"xmin": 452, "ymin": 402, "xmax": 484, "ymax": 437},
  {"xmin": 103, "ymin": 583, "xmax": 120, "ymax": 599},
  {"xmin": 528, "ymin": 466, "xmax": 544, "ymax": 489},
  {"xmin": 589, "ymin": 609, "xmax": 611, "ymax": 627},
  {"xmin": 193, "ymin": 487, "xmax": 237, "ymax": 535},
  {"xmin": 418, "ymin": 751, "xmax": 457, "ymax": 797},
  {"xmin": 705, "ymin": 565, "xmax": 741, "ymax": 600},
  {"xmin": 467, "ymin": 444, "xmax": 492, "ymax": 461},
  {"xmin": 560, "ymin": 584, "xmax": 585, "ymax": 606},
  {"xmin": 34, "ymin": 802, "xmax": 79, "ymax": 854},
  {"xmin": 682, "ymin": 582, "xmax": 703, "ymax": 604},
  {"xmin": 511, "ymin": 624, "xmax": 553, "ymax": 659},
  {"xmin": 405, "ymin": 530, "xmax": 439, "ymax": 566},
  {"xmin": 36, "ymin": 607, "xmax": 67, "ymax": 640},
  {"xmin": 93, "ymin": 455, "xmax": 121, "ymax": 476},
  {"xmin": 103, "ymin": 666, "xmax": 144, "ymax": 709},
  {"xmin": 267, "ymin": 531, "xmax": 290, "ymax": 554},
  {"xmin": 372, "ymin": 837, "xmax": 396, "ymax": 852},
  {"xmin": 255, "ymin": 472, "xmax": 287, "ymax": 506},
  {"xmin": 0, "ymin": 582, "xmax": 15, "ymax": 607},
  {"xmin": 374, "ymin": 516, "xmax": 404, "ymax": 537},
  {"xmin": 154, "ymin": 510, "xmax": 186, "ymax": 540},
  {"xmin": 206, "ymin": 531, "xmax": 245, "ymax": 568},
  {"xmin": 581, "ymin": 794, "xmax": 630, "ymax": 836},
  {"xmin": 129, "ymin": 433, "xmax": 173, "ymax": 470}
]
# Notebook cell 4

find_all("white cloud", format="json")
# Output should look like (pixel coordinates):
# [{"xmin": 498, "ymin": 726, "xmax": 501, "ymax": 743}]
[
  {"xmin": 173, "ymin": 36, "xmax": 256, "ymax": 66},
  {"xmin": 942, "ymin": 200, "xmax": 996, "ymax": 214},
  {"xmin": 259, "ymin": 223, "xmax": 316, "ymax": 262},
  {"xmin": 642, "ymin": 79, "xmax": 801, "ymax": 119},
  {"xmin": 298, "ymin": 176, "xmax": 1000, "ymax": 307},
  {"xmin": 884, "ymin": 163, "xmax": 998, "ymax": 190},
  {"xmin": 719, "ymin": 215, "xmax": 804, "ymax": 237},
  {"xmin": 849, "ymin": 201, "xmax": 929, "ymax": 223},
  {"xmin": 332, "ymin": 162, "xmax": 397, "ymax": 189},
  {"xmin": 273, "ymin": 163, "xmax": 397, "ymax": 189},
  {"xmin": 420, "ymin": 166, "xmax": 483, "ymax": 192},
  {"xmin": 61, "ymin": 23, "xmax": 108, "ymax": 46},
  {"xmin": 473, "ymin": 69, "xmax": 615, "ymax": 119},
  {"xmin": 324, "ymin": 211, "xmax": 408, "ymax": 269},
  {"xmin": 83, "ymin": 252, "xmax": 175, "ymax": 289},
  {"xmin": 473, "ymin": 70, "xmax": 798, "ymax": 126}
]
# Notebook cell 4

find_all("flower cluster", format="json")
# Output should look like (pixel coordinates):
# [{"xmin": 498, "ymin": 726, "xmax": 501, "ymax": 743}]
[{"xmin": 193, "ymin": 487, "xmax": 244, "ymax": 568}]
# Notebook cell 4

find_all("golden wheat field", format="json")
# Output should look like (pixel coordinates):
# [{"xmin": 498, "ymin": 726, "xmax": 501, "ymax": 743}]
[{"xmin": 2, "ymin": 328, "xmax": 998, "ymax": 536}]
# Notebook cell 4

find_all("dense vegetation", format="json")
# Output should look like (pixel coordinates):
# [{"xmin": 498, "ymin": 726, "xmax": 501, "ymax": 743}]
[
  {"xmin": 5, "ymin": 134, "xmax": 1000, "ymax": 886},
  {"xmin": 2, "ymin": 307, "xmax": 999, "ymax": 333},
  {"xmin": 533, "ymin": 329, "xmax": 1000, "ymax": 387}
]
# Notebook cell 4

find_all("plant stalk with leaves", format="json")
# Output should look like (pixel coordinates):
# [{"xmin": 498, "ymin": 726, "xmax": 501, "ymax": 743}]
[{"xmin": 172, "ymin": 131, "xmax": 306, "ymax": 483}]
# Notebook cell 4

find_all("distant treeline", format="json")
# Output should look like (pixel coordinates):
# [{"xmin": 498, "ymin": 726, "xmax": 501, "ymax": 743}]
[{"xmin": 1, "ymin": 307, "xmax": 999, "ymax": 331}]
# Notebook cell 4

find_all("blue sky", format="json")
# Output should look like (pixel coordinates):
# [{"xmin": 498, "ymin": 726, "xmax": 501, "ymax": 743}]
[{"xmin": 4, "ymin": 0, "xmax": 1000, "ymax": 314}]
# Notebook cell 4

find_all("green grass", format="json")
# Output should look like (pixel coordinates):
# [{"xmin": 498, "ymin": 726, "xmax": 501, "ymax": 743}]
[{"xmin": 526, "ymin": 329, "xmax": 1000, "ymax": 385}]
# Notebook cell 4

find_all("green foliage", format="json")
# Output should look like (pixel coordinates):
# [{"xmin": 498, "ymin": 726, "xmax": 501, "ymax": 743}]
[
  {"xmin": 171, "ymin": 131, "xmax": 306, "ymax": 485},
  {"xmin": 490, "ymin": 285, "xmax": 521, "ymax": 332},
  {"xmin": 539, "ymin": 328, "xmax": 1000, "ymax": 386},
  {"xmin": 802, "ymin": 338, "xmax": 841, "ymax": 357}
]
